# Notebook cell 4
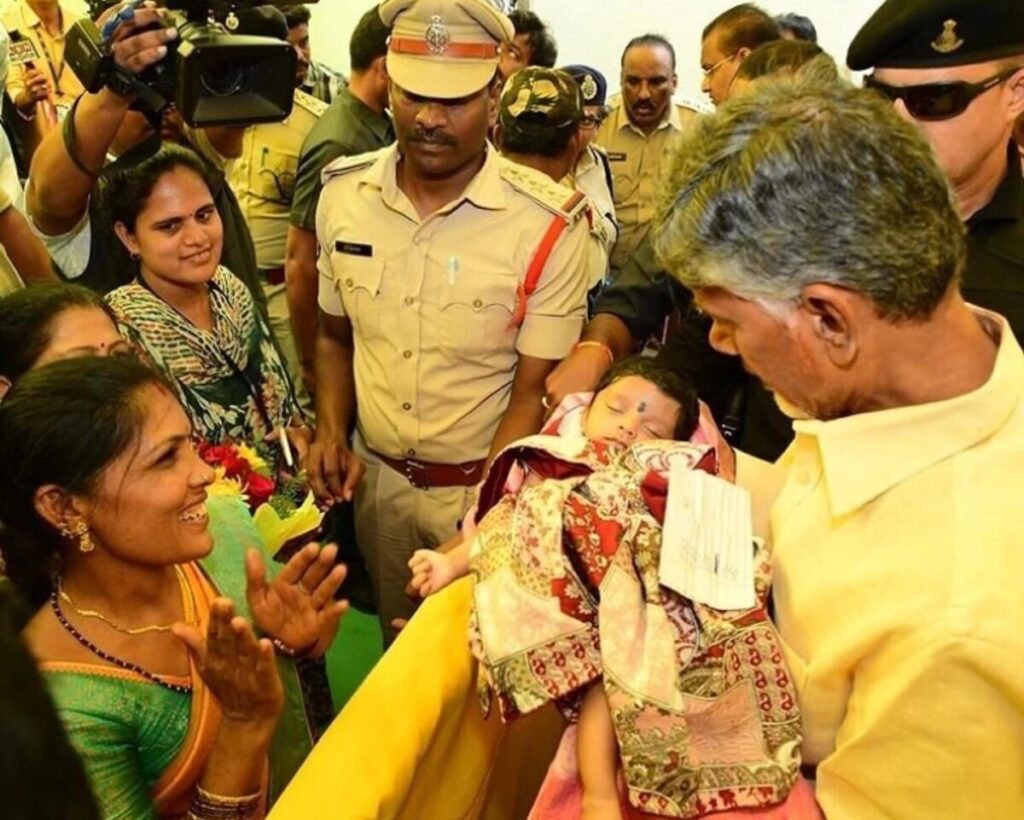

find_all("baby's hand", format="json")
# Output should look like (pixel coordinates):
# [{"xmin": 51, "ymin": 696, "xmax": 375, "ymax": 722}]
[{"xmin": 408, "ymin": 549, "xmax": 457, "ymax": 597}]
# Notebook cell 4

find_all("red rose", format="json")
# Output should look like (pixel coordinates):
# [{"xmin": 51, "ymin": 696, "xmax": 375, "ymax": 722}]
[
  {"xmin": 245, "ymin": 473, "xmax": 276, "ymax": 508},
  {"xmin": 221, "ymin": 452, "xmax": 251, "ymax": 479},
  {"xmin": 198, "ymin": 443, "xmax": 237, "ymax": 467}
]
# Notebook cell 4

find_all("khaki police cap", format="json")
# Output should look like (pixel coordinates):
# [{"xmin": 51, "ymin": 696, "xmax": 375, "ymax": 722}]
[
  {"xmin": 848, "ymin": 0, "xmax": 1024, "ymax": 70},
  {"xmin": 379, "ymin": 0, "xmax": 514, "ymax": 99}
]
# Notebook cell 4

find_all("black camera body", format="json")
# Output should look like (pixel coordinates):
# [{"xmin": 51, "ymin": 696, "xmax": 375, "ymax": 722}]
[{"xmin": 66, "ymin": 0, "xmax": 301, "ymax": 127}]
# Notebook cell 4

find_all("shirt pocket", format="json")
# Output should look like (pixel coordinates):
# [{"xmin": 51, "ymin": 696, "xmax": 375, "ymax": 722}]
[
  {"xmin": 438, "ymin": 272, "xmax": 519, "ymax": 357},
  {"xmin": 335, "ymin": 253, "xmax": 385, "ymax": 340},
  {"xmin": 252, "ymin": 145, "xmax": 299, "ymax": 206}
]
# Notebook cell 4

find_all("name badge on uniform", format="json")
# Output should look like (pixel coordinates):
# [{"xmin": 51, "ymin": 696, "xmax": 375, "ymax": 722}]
[
  {"xmin": 335, "ymin": 241, "xmax": 373, "ymax": 257},
  {"xmin": 607, "ymin": 152, "xmax": 628, "ymax": 162}
]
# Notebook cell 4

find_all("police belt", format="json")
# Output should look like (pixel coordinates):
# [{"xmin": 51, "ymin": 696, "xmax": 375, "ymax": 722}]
[{"xmin": 371, "ymin": 449, "xmax": 485, "ymax": 490}]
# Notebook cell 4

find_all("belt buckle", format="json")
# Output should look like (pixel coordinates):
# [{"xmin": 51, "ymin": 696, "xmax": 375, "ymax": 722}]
[{"xmin": 404, "ymin": 459, "xmax": 429, "ymax": 490}]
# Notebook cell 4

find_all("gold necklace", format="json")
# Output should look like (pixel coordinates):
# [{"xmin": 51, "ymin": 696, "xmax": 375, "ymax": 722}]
[{"xmin": 58, "ymin": 566, "xmax": 192, "ymax": 636}]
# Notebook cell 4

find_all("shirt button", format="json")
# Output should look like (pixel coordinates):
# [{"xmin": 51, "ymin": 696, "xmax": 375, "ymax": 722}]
[
  {"xmin": 345, "ymin": 278, "xmax": 353, "ymax": 287},
  {"xmin": 404, "ymin": 296, "xmax": 414, "ymax": 306},
  {"xmin": 473, "ymin": 298, "xmax": 483, "ymax": 308},
  {"xmin": 402, "ymin": 350, "xmax": 412, "ymax": 359},
  {"xmin": 406, "ymin": 448, "xmax": 416, "ymax": 456},
  {"xmin": 402, "ymin": 402, "xmax": 412, "ymax": 411}
]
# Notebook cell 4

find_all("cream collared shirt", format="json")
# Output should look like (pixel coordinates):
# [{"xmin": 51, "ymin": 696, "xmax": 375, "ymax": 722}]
[
  {"xmin": 594, "ymin": 102, "xmax": 697, "ymax": 271},
  {"xmin": 317, "ymin": 144, "xmax": 590, "ymax": 462},
  {"xmin": 744, "ymin": 314, "xmax": 1024, "ymax": 819}
]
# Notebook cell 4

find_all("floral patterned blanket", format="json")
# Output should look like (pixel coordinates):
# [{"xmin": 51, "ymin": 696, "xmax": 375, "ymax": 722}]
[{"xmin": 468, "ymin": 436, "xmax": 801, "ymax": 818}]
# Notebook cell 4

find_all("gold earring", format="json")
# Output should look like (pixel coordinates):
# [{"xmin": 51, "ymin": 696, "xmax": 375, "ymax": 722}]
[{"xmin": 59, "ymin": 520, "xmax": 95, "ymax": 554}]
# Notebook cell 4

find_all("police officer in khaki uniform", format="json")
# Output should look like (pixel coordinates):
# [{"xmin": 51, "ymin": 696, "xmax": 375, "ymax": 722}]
[
  {"xmin": 228, "ymin": 89, "xmax": 326, "ymax": 408},
  {"xmin": 310, "ymin": 0, "xmax": 591, "ymax": 643},
  {"xmin": 496, "ymin": 66, "xmax": 609, "ymax": 288},
  {"xmin": 562, "ymin": 64, "xmax": 618, "ymax": 259},
  {"xmin": 226, "ymin": 8, "xmax": 326, "ymax": 410},
  {"xmin": 595, "ymin": 34, "xmax": 699, "ymax": 273}
]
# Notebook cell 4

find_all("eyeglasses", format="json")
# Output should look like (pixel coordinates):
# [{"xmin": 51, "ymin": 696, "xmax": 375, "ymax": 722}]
[
  {"xmin": 580, "ymin": 108, "xmax": 609, "ymax": 129},
  {"xmin": 864, "ymin": 67, "xmax": 1020, "ymax": 121},
  {"xmin": 702, "ymin": 52, "xmax": 738, "ymax": 78}
]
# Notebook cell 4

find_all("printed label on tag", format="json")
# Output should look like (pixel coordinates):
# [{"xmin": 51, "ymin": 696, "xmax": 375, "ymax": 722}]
[
  {"xmin": 335, "ymin": 241, "xmax": 373, "ymax": 257},
  {"xmin": 659, "ymin": 463, "xmax": 756, "ymax": 611},
  {"xmin": 9, "ymin": 39, "xmax": 40, "ymax": 66},
  {"xmin": 606, "ymin": 152, "xmax": 628, "ymax": 162}
]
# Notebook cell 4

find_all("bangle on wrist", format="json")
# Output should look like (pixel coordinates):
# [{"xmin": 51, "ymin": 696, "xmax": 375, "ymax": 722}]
[
  {"xmin": 271, "ymin": 635, "xmax": 318, "ymax": 659},
  {"xmin": 188, "ymin": 785, "xmax": 262, "ymax": 819},
  {"xmin": 574, "ymin": 340, "xmax": 614, "ymax": 367}
]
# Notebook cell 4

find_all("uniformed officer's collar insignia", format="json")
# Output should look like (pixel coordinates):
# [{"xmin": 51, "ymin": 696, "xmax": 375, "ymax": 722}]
[
  {"xmin": 580, "ymin": 74, "xmax": 598, "ymax": 102},
  {"xmin": 425, "ymin": 15, "xmax": 451, "ymax": 55},
  {"xmin": 931, "ymin": 19, "xmax": 964, "ymax": 55}
]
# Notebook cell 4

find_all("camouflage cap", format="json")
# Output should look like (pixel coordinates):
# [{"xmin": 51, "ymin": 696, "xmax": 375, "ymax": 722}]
[
  {"xmin": 379, "ymin": 0, "xmax": 514, "ymax": 99},
  {"xmin": 499, "ymin": 67, "xmax": 583, "ymax": 141}
]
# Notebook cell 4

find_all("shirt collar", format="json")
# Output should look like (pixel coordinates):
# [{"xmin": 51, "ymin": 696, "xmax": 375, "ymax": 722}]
[
  {"xmin": 791, "ymin": 311, "xmax": 1024, "ymax": 518},
  {"xmin": 334, "ymin": 85, "xmax": 393, "ymax": 143},
  {"xmin": 18, "ymin": 1, "xmax": 71, "ymax": 35},
  {"xmin": 363, "ymin": 142, "xmax": 508, "ymax": 216},
  {"xmin": 968, "ymin": 142, "xmax": 1024, "ymax": 227}
]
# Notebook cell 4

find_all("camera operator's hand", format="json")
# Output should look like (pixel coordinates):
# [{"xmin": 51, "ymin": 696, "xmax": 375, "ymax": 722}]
[
  {"xmin": 15, "ymin": 66, "xmax": 52, "ymax": 111},
  {"xmin": 99, "ymin": 1, "xmax": 179, "ymax": 79}
]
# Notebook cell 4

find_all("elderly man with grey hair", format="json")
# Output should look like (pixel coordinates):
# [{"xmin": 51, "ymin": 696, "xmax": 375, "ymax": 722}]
[{"xmin": 654, "ymin": 75, "xmax": 1024, "ymax": 819}]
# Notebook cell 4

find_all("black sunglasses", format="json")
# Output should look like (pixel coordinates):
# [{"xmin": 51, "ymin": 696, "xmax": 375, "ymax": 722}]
[{"xmin": 864, "ymin": 67, "xmax": 1020, "ymax": 121}]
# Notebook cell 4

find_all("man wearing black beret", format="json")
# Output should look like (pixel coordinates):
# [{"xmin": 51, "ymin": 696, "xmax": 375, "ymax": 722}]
[{"xmin": 849, "ymin": 0, "xmax": 1024, "ymax": 341}]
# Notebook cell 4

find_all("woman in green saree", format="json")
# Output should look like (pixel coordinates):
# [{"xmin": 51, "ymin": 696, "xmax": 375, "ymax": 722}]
[{"xmin": 0, "ymin": 356, "xmax": 348, "ymax": 819}]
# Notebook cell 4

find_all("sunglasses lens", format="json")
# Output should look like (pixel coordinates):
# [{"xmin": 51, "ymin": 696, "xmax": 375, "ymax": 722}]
[{"xmin": 904, "ymin": 85, "xmax": 968, "ymax": 120}]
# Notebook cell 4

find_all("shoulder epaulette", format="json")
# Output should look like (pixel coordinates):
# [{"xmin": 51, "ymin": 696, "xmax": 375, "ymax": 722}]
[
  {"xmin": 320, "ymin": 149, "xmax": 383, "ymax": 185},
  {"xmin": 499, "ymin": 159, "xmax": 588, "ymax": 224},
  {"xmin": 294, "ymin": 89, "xmax": 329, "ymax": 118}
]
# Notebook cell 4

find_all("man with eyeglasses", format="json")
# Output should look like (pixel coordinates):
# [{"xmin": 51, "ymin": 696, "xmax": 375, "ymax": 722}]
[
  {"xmin": 562, "ymin": 64, "xmax": 618, "ymax": 264},
  {"xmin": 849, "ymin": 0, "xmax": 1024, "ymax": 340},
  {"xmin": 594, "ymin": 34, "xmax": 698, "ymax": 273},
  {"xmin": 700, "ymin": 3, "xmax": 780, "ymax": 107}
]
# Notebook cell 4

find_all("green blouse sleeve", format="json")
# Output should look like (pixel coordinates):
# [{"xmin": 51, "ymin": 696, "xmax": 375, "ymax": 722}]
[{"xmin": 45, "ymin": 672, "xmax": 189, "ymax": 820}]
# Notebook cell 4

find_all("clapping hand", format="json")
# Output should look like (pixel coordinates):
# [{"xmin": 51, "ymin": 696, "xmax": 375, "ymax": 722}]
[
  {"xmin": 172, "ymin": 598, "xmax": 283, "ymax": 726},
  {"xmin": 245, "ymin": 543, "xmax": 348, "ymax": 658}
]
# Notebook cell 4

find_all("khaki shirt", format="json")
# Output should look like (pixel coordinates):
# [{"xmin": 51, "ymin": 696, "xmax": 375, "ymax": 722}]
[
  {"xmin": 2, "ymin": 0, "xmax": 85, "ymax": 113},
  {"xmin": 749, "ymin": 313, "xmax": 1024, "ymax": 819},
  {"xmin": 594, "ymin": 102, "xmax": 697, "ymax": 270},
  {"xmin": 317, "ymin": 144, "xmax": 590, "ymax": 462},
  {"xmin": 565, "ymin": 143, "xmax": 618, "ymax": 257},
  {"xmin": 228, "ymin": 90, "xmax": 327, "ymax": 269}
]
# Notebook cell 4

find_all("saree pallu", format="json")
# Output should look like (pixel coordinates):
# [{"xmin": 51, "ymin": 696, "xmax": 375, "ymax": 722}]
[
  {"xmin": 42, "ymin": 496, "xmax": 312, "ymax": 819},
  {"xmin": 469, "ymin": 437, "xmax": 803, "ymax": 818}
]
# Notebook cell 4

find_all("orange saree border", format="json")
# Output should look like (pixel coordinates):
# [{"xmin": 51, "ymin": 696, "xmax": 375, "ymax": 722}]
[{"xmin": 151, "ymin": 562, "xmax": 223, "ymax": 816}]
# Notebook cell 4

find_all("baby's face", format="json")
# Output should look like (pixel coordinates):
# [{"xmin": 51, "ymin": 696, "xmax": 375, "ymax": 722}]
[{"xmin": 583, "ymin": 375, "xmax": 681, "ymax": 446}]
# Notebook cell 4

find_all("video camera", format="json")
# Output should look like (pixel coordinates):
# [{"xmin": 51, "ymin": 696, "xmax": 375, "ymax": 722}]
[{"xmin": 65, "ymin": 1, "xmax": 312, "ymax": 127}]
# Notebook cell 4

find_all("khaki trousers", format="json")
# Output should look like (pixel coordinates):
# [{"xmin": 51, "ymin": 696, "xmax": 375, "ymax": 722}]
[{"xmin": 354, "ymin": 438, "xmax": 475, "ymax": 646}]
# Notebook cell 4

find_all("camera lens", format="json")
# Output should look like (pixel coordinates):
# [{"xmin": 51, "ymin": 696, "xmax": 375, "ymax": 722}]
[{"xmin": 198, "ymin": 59, "xmax": 246, "ymax": 97}]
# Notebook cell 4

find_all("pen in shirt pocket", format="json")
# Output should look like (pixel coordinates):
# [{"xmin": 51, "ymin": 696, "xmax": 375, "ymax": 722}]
[{"xmin": 447, "ymin": 256, "xmax": 459, "ymax": 286}]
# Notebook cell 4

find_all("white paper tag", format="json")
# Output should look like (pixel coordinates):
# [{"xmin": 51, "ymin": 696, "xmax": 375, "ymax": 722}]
[{"xmin": 659, "ymin": 464, "xmax": 756, "ymax": 611}]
